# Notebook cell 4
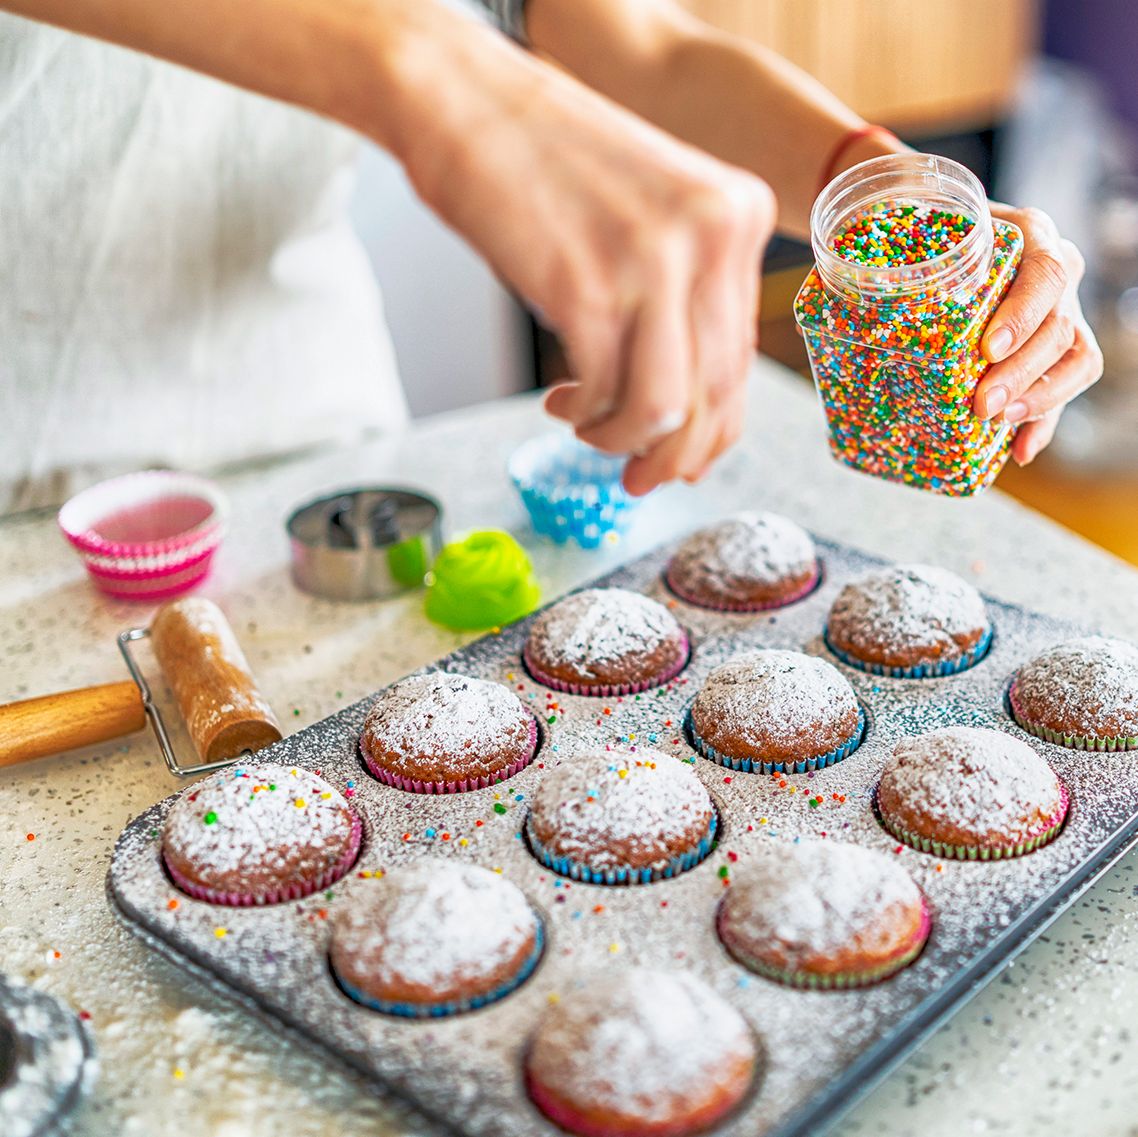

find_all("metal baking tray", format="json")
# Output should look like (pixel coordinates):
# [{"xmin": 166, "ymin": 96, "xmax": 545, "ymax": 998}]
[{"xmin": 107, "ymin": 534, "xmax": 1138, "ymax": 1137}]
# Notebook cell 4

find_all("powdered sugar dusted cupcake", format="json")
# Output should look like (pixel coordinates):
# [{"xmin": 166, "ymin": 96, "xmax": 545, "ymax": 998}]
[
  {"xmin": 688, "ymin": 649, "xmax": 863, "ymax": 774},
  {"xmin": 877, "ymin": 726, "xmax": 1068, "ymax": 860},
  {"xmin": 665, "ymin": 512, "xmax": 820, "ymax": 612},
  {"xmin": 526, "ymin": 749, "xmax": 716, "ymax": 884},
  {"xmin": 1009, "ymin": 636, "xmax": 1138, "ymax": 752},
  {"xmin": 526, "ymin": 968, "xmax": 757, "ymax": 1137},
  {"xmin": 718, "ymin": 840, "xmax": 930, "ymax": 989},
  {"xmin": 523, "ymin": 588, "xmax": 689, "ymax": 696},
  {"xmin": 162, "ymin": 763, "xmax": 361, "ymax": 906},
  {"xmin": 826, "ymin": 564, "xmax": 992, "ymax": 678},
  {"xmin": 330, "ymin": 861, "xmax": 541, "ymax": 1017},
  {"xmin": 360, "ymin": 671, "xmax": 538, "ymax": 793}
]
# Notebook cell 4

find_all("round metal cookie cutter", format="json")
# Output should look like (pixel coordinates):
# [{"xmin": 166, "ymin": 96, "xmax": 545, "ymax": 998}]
[{"xmin": 287, "ymin": 488, "xmax": 443, "ymax": 601}]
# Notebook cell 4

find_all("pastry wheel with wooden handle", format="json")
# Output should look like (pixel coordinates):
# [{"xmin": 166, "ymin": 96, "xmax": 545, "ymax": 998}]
[{"xmin": 0, "ymin": 598, "xmax": 282, "ymax": 777}]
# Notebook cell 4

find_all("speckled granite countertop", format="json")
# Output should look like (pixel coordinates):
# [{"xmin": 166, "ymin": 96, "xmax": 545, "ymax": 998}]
[{"xmin": 2, "ymin": 361, "xmax": 1137, "ymax": 1137}]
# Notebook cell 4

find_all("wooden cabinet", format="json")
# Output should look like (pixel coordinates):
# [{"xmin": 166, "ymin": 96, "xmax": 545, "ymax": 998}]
[{"xmin": 677, "ymin": 0, "xmax": 1040, "ymax": 132}]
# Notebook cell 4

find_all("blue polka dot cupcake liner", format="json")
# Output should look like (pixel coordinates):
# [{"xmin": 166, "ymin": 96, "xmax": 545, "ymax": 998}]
[
  {"xmin": 508, "ymin": 432, "xmax": 643, "ymax": 549},
  {"xmin": 823, "ymin": 625, "xmax": 994, "ymax": 679},
  {"xmin": 1007, "ymin": 681, "xmax": 1138, "ymax": 752},
  {"xmin": 334, "ymin": 922, "xmax": 544, "ymax": 1018},
  {"xmin": 524, "ymin": 812, "xmax": 717, "ymax": 885},
  {"xmin": 686, "ymin": 706, "xmax": 866, "ymax": 776}
]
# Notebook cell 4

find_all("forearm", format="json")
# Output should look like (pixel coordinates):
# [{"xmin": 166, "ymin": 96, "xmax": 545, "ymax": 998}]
[{"xmin": 526, "ymin": 0, "xmax": 905, "ymax": 239}]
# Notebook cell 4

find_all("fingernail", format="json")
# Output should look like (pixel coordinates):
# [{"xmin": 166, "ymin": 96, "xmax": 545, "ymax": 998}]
[
  {"xmin": 651, "ymin": 409, "xmax": 686, "ymax": 437},
  {"xmin": 984, "ymin": 386, "xmax": 1009, "ymax": 419},
  {"xmin": 1003, "ymin": 400, "xmax": 1028, "ymax": 425},
  {"xmin": 987, "ymin": 327, "xmax": 1014, "ymax": 361}
]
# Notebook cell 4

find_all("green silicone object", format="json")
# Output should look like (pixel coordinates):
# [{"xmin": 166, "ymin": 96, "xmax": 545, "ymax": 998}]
[{"xmin": 425, "ymin": 529, "xmax": 541, "ymax": 631}]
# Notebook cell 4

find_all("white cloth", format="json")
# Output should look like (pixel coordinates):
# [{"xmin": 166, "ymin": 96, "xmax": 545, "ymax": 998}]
[{"xmin": 0, "ymin": 16, "xmax": 408, "ymax": 515}]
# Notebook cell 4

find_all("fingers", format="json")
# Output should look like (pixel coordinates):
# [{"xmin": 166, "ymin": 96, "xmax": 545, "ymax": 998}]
[
  {"xmin": 1010, "ymin": 409, "xmax": 1061, "ymax": 467},
  {"xmin": 983, "ymin": 207, "xmax": 1068, "ymax": 363},
  {"xmin": 546, "ymin": 314, "xmax": 629, "ymax": 429},
  {"xmin": 999, "ymin": 331, "xmax": 1103, "ymax": 424},
  {"xmin": 974, "ymin": 310, "xmax": 1077, "ymax": 420}
]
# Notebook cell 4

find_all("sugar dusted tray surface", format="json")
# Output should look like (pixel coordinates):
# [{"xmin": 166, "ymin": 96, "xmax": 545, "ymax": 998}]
[{"xmin": 108, "ymin": 537, "xmax": 1138, "ymax": 1137}]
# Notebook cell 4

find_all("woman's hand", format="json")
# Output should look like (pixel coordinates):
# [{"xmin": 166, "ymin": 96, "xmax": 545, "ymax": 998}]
[
  {"xmin": 404, "ymin": 22, "xmax": 776, "ymax": 495},
  {"xmin": 974, "ymin": 205, "xmax": 1103, "ymax": 465}
]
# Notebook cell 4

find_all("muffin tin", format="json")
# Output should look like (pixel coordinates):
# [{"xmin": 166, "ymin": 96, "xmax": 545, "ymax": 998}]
[{"xmin": 107, "ymin": 534, "xmax": 1138, "ymax": 1137}]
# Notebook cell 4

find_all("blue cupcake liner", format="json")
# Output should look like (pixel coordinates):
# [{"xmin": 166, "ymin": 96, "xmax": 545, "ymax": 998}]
[
  {"xmin": 335, "ymin": 922, "xmax": 544, "ymax": 1018},
  {"xmin": 823, "ymin": 625, "xmax": 994, "ymax": 679},
  {"xmin": 687, "ymin": 706, "xmax": 866, "ymax": 775},
  {"xmin": 507, "ymin": 433, "xmax": 642, "ymax": 549},
  {"xmin": 525, "ymin": 812, "xmax": 717, "ymax": 885}
]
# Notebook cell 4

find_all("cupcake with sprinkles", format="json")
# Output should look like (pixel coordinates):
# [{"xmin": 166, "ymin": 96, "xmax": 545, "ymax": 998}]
[
  {"xmin": 523, "ymin": 587, "xmax": 688, "ymax": 696},
  {"xmin": 162, "ymin": 763, "xmax": 361, "ymax": 905},
  {"xmin": 526, "ymin": 968, "xmax": 757, "ymax": 1137},
  {"xmin": 718, "ymin": 840, "xmax": 930, "ymax": 989},
  {"xmin": 1009, "ymin": 636, "xmax": 1138, "ymax": 752},
  {"xmin": 525, "ymin": 748, "xmax": 716, "ymax": 884},
  {"xmin": 826, "ymin": 564, "xmax": 992, "ymax": 677},
  {"xmin": 665, "ymin": 512, "xmax": 820, "ymax": 612},
  {"xmin": 359, "ymin": 671, "xmax": 538, "ymax": 793},
  {"xmin": 876, "ymin": 726, "xmax": 1068, "ymax": 860},
  {"xmin": 688, "ymin": 649, "xmax": 863, "ymax": 775},
  {"xmin": 330, "ymin": 861, "xmax": 541, "ymax": 1017}
]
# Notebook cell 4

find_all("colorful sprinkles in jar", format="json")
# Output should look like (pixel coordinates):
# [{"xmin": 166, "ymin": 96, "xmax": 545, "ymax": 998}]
[{"xmin": 795, "ymin": 154, "xmax": 1024, "ymax": 496}]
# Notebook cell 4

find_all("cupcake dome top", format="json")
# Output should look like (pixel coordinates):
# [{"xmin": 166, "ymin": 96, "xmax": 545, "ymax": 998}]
[
  {"xmin": 690, "ymin": 649, "xmax": 860, "ymax": 763},
  {"xmin": 878, "ymin": 726, "xmax": 1063, "ymax": 847},
  {"xmin": 526, "ymin": 969, "xmax": 756, "ymax": 1128},
  {"xmin": 524, "ymin": 587, "xmax": 686, "ymax": 687},
  {"xmin": 162, "ymin": 763, "xmax": 356, "ymax": 885},
  {"xmin": 330, "ymin": 862, "xmax": 537, "ymax": 1001},
  {"xmin": 719, "ymin": 840, "xmax": 925, "ymax": 971},
  {"xmin": 828, "ymin": 564, "xmax": 989, "ymax": 665},
  {"xmin": 528, "ymin": 749, "xmax": 714, "ymax": 872},
  {"xmin": 360, "ymin": 671, "xmax": 534, "ymax": 785},
  {"xmin": 1013, "ymin": 636, "xmax": 1138, "ymax": 740},
  {"xmin": 666, "ymin": 512, "xmax": 818, "ymax": 608}
]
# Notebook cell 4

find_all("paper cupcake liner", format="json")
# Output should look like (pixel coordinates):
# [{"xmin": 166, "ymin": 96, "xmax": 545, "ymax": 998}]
[
  {"xmin": 876, "ymin": 783, "xmax": 1070, "ymax": 861},
  {"xmin": 522, "ymin": 633, "xmax": 690, "ymax": 698},
  {"xmin": 719, "ymin": 899, "xmax": 931, "ymax": 991},
  {"xmin": 687, "ymin": 706, "xmax": 865, "ymax": 776},
  {"xmin": 361, "ymin": 717, "xmax": 540, "ymax": 794},
  {"xmin": 1008, "ymin": 681, "xmax": 1138, "ymax": 752},
  {"xmin": 664, "ymin": 562, "xmax": 822, "ymax": 613},
  {"xmin": 823, "ymin": 625, "xmax": 994, "ymax": 679},
  {"xmin": 164, "ymin": 812, "xmax": 362, "ymax": 906},
  {"xmin": 525, "ymin": 811, "xmax": 717, "ymax": 885},
  {"xmin": 335, "ymin": 922, "xmax": 544, "ymax": 1018}
]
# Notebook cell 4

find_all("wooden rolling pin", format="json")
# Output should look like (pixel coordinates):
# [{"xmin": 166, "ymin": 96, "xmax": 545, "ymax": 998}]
[{"xmin": 0, "ymin": 598, "xmax": 281, "ymax": 769}]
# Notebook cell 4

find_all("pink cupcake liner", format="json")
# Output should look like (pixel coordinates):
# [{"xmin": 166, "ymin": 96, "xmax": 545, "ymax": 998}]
[
  {"xmin": 1008, "ymin": 680, "xmax": 1138, "ymax": 752},
  {"xmin": 719, "ymin": 897, "xmax": 931, "ymax": 990},
  {"xmin": 58, "ymin": 470, "xmax": 228, "ymax": 601},
  {"xmin": 164, "ymin": 811, "xmax": 362, "ymax": 906},
  {"xmin": 522, "ymin": 633, "xmax": 690, "ymax": 697},
  {"xmin": 362, "ymin": 717, "xmax": 539, "ymax": 794},
  {"xmin": 664, "ymin": 562, "xmax": 822, "ymax": 613}
]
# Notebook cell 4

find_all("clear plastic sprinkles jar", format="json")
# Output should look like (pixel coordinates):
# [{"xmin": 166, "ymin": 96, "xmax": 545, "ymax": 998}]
[{"xmin": 794, "ymin": 154, "xmax": 1023, "ymax": 496}]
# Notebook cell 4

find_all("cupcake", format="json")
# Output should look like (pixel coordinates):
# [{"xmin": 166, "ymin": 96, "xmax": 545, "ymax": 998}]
[
  {"xmin": 688, "ymin": 649, "xmax": 863, "ymax": 774},
  {"xmin": 523, "ymin": 588, "xmax": 689, "ymax": 696},
  {"xmin": 330, "ymin": 861, "xmax": 542, "ymax": 1017},
  {"xmin": 877, "ymin": 726, "xmax": 1068, "ymax": 860},
  {"xmin": 1009, "ymin": 636, "xmax": 1138, "ymax": 752},
  {"xmin": 665, "ymin": 512, "xmax": 820, "ymax": 612},
  {"xmin": 526, "ymin": 749, "xmax": 715, "ymax": 884},
  {"xmin": 360, "ymin": 671, "xmax": 538, "ymax": 793},
  {"xmin": 526, "ymin": 969, "xmax": 757, "ymax": 1137},
  {"xmin": 162, "ymin": 763, "xmax": 361, "ymax": 905},
  {"xmin": 718, "ymin": 840, "xmax": 930, "ymax": 989},
  {"xmin": 826, "ymin": 564, "xmax": 992, "ymax": 677}
]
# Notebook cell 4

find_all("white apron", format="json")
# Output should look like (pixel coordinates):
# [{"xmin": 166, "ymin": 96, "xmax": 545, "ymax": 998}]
[{"xmin": 0, "ymin": 15, "xmax": 407, "ymax": 515}]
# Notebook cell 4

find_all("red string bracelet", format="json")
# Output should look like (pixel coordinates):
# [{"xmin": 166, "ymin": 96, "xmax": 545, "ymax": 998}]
[{"xmin": 818, "ymin": 124, "xmax": 903, "ymax": 197}]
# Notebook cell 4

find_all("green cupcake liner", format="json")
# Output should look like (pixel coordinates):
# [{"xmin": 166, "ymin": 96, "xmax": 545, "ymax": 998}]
[{"xmin": 1008, "ymin": 681, "xmax": 1138, "ymax": 752}]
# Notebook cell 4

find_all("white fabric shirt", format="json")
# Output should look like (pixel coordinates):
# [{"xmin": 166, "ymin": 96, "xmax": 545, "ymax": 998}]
[{"xmin": 0, "ymin": 16, "xmax": 407, "ymax": 515}]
